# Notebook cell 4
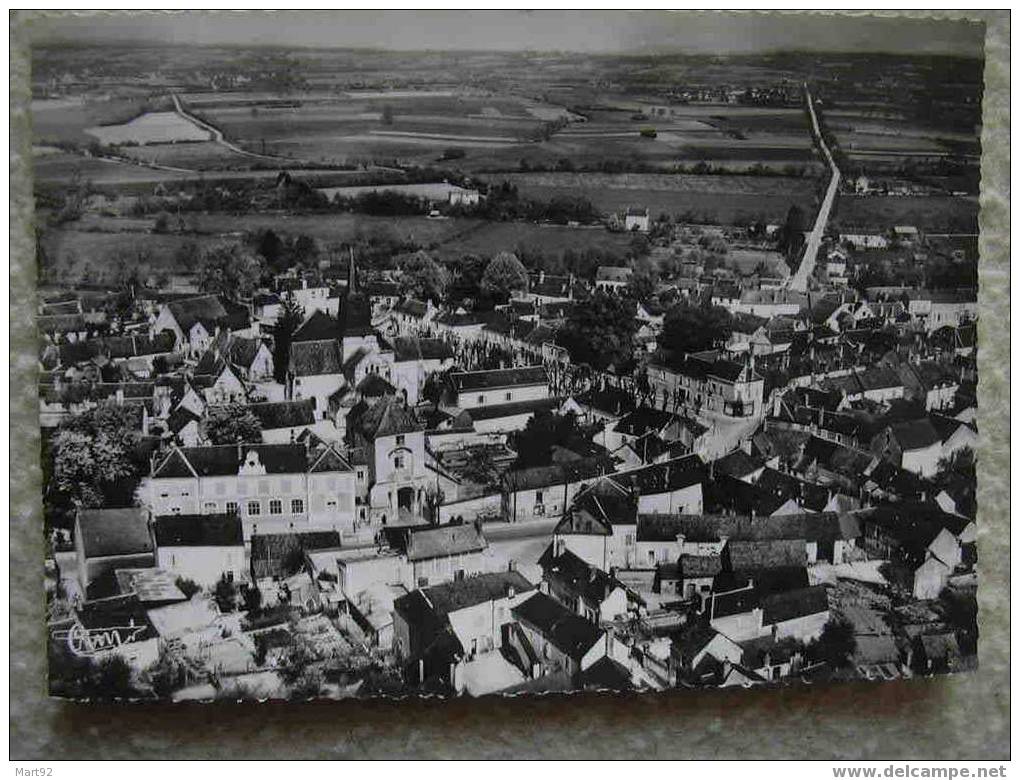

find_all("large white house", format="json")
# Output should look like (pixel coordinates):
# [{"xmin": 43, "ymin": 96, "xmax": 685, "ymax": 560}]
[{"xmin": 142, "ymin": 443, "xmax": 356, "ymax": 539}]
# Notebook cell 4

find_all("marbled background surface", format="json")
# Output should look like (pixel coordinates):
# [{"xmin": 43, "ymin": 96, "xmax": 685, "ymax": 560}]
[{"xmin": 9, "ymin": 10, "xmax": 1010, "ymax": 760}]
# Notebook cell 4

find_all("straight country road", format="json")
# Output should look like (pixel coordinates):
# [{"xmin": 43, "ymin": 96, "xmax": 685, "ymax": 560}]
[{"xmin": 788, "ymin": 84, "xmax": 841, "ymax": 292}]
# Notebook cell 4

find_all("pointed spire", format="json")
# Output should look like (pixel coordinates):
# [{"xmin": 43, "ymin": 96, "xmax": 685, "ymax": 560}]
[{"xmin": 348, "ymin": 247, "xmax": 357, "ymax": 296}]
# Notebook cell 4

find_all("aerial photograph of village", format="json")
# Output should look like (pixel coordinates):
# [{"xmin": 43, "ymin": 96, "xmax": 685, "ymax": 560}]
[{"xmin": 32, "ymin": 11, "xmax": 983, "ymax": 701}]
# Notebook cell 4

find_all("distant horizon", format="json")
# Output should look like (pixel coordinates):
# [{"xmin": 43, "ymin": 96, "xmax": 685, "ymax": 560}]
[{"xmin": 26, "ymin": 10, "xmax": 985, "ymax": 59}]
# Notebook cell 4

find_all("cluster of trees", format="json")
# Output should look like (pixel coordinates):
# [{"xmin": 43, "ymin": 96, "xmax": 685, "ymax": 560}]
[
  {"xmin": 196, "ymin": 243, "xmax": 267, "ymax": 301},
  {"xmin": 556, "ymin": 291, "xmax": 639, "ymax": 372},
  {"xmin": 335, "ymin": 189, "xmax": 428, "ymax": 217},
  {"xmin": 46, "ymin": 403, "xmax": 146, "ymax": 528},
  {"xmin": 254, "ymin": 229, "xmax": 325, "ymax": 275},
  {"xmin": 510, "ymin": 411, "xmax": 587, "ymax": 469},
  {"xmin": 202, "ymin": 404, "xmax": 263, "ymax": 446},
  {"xmin": 454, "ymin": 181, "xmax": 600, "ymax": 225},
  {"xmin": 658, "ymin": 302, "xmax": 736, "ymax": 365}
]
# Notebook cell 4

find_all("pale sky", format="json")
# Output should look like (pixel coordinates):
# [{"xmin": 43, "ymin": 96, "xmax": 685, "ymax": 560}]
[{"xmin": 27, "ymin": 10, "xmax": 985, "ymax": 58}]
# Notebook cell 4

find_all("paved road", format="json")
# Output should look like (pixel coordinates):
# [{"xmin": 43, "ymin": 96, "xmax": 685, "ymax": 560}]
[{"xmin": 788, "ymin": 84, "xmax": 841, "ymax": 292}]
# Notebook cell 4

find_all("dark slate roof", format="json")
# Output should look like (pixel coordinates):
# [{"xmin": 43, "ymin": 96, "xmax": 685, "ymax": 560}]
[
  {"xmin": 396, "ymin": 571, "xmax": 533, "ymax": 620},
  {"xmin": 76, "ymin": 508, "xmax": 153, "ymax": 559},
  {"xmin": 613, "ymin": 406, "xmax": 677, "ymax": 437},
  {"xmin": 512, "ymin": 592, "xmax": 602, "ymax": 661},
  {"xmin": 608, "ymin": 455, "xmax": 707, "ymax": 496},
  {"xmin": 450, "ymin": 366, "xmax": 548, "ymax": 393},
  {"xmin": 538, "ymin": 547, "xmax": 621, "ymax": 606},
  {"xmin": 166, "ymin": 295, "xmax": 228, "ymax": 332},
  {"xmin": 761, "ymin": 585, "xmax": 829, "ymax": 625},
  {"xmin": 711, "ymin": 587, "xmax": 760, "ymax": 619},
  {"xmin": 167, "ymin": 405, "xmax": 201, "ymax": 435},
  {"xmin": 288, "ymin": 339, "xmax": 344, "ymax": 377},
  {"xmin": 657, "ymin": 350, "xmax": 755, "ymax": 385},
  {"xmin": 580, "ymin": 656, "xmax": 633, "ymax": 691},
  {"xmin": 351, "ymin": 396, "xmax": 424, "ymax": 440},
  {"xmin": 356, "ymin": 373, "xmax": 396, "ymax": 397},
  {"xmin": 504, "ymin": 456, "xmax": 615, "ymax": 493},
  {"xmin": 153, "ymin": 513, "xmax": 243, "ymax": 547},
  {"xmin": 637, "ymin": 512, "xmax": 859, "ymax": 547},
  {"xmin": 890, "ymin": 418, "xmax": 942, "ymax": 451},
  {"xmin": 151, "ymin": 444, "xmax": 311, "ymax": 479},
  {"xmin": 292, "ymin": 311, "xmax": 341, "ymax": 343},
  {"xmin": 247, "ymin": 400, "xmax": 316, "ymax": 431},
  {"xmin": 466, "ymin": 396, "xmax": 562, "ymax": 422},
  {"xmin": 221, "ymin": 299, "xmax": 251, "ymax": 332},
  {"xmin": 713, "ymin": 448, "xmax": 766, "ymax": 480},
  {"xmin": 250, "ymin": 531, "xmax": 342, "ymax": 579}
]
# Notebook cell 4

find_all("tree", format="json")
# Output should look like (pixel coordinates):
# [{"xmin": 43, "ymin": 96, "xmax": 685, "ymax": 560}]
[
  {"xmin": 480, "ymin": 251, "xmax": 529, "ymax": 303},
  {"xmin": 776, "ymin": 204, "xmax": 807, "ymax": 262},
  {"xmin": 510, "ymin": 411, "xmax": 584, "ymax": 469},
  {"xmin": 556, "ymin": 291, "xmax": 639, "ymax": 372},
  {"xmin": 272, "ymin": 291, "xmax": 305, "ymax": 384},
  {"xmin": 807, "ymin": 618, "xmax": 857, "ymax": 668},
  {"xmin": 196, "ymin": 244, "xmax": 266, "ymax": 302},
  {"xmin": 202, "ymin": 404, "xmax": 263, "ymax": 445},
  {"xmin": 51, "ymin": 403, "xmax": 142, "ymax": 510},
  {"xmin": 146, "ymin": 646, "xmax": 189, "ymax": 698},
  {"xmin": 256, "ymin": 229, "xmax": 286, "ymax": 273},
  {"xmin": 212, "ymin": 574, "xmax": 239, "ymax": 613},
  {"xmin": 381, "ymin": 104, "xmax": 394, "ymax": 125},
  {"xmin": 175, "ymin": 577, "xmax": 202, "ymax": 599},
  {"xmin": 659, "ymin": 302, "xmax": 735, "ymax": 364},
  {"xmin": 398, "ymin": 250, "xmax": 449, "ymax": 303}
]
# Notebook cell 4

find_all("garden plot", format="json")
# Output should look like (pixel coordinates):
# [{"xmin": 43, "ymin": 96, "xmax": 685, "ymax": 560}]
[{"xmin": 87, "ymin": 111, "xmax": 212, "ymax": 145}]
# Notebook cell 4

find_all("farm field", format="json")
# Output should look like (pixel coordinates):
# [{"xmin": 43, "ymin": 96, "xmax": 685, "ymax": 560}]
[
  {"xmin": 115, "ymin": 141, "xmax": 258, "ymax": 170},
  {"xmin": 85, "ymin": 111, "xmax": 212, "ymax": 145},
  {"xmin": 39, "ymin": 212, "xmax": 485, "ymax": 283},
  {"xmin": 32, "ymin": 151, "xmax": 196, "ymax": 187},
  {"xmin": 30, "ymin": 94, "xmax": 176, "ymax": 145},
  {"xmin": 831, "ymin": 195, "xmax": 980, "ymax": 233},
  {"xmin": 491, "ymin": 172, "xmax": 820, "ymax": 223},
  {"xmin": 432, "ymin": 221, "xmax": 637, "ymax": 261}
]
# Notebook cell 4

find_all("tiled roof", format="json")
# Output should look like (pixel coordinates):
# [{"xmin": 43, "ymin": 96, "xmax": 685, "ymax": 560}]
[
  {"xmin": 727, "ymin": 539, "xmax": 808, "ymax": 571},
  {"xmin": 401, "ymin": 523, "xmax": 488, "ymax": 562},
  {"xmin": 288, "ymin": 339, "xmax": 344, "ymax": 377},
  {"xmin": 450, "ymin": 366, "xmax": 548, "ymax": 393}
]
